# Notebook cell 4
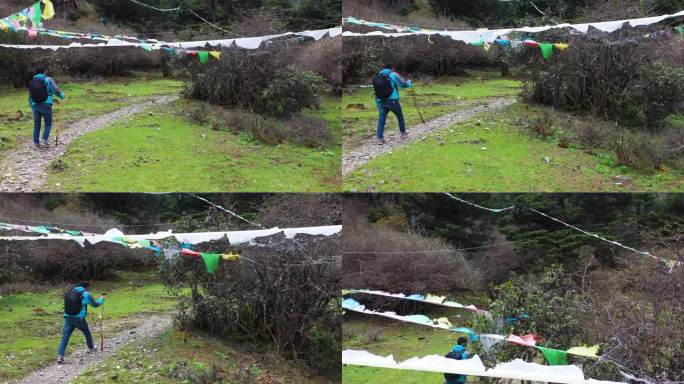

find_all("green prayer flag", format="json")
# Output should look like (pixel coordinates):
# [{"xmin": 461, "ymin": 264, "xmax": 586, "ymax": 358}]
[
  {"xmin": 200, "ymin": 252, "xmax": 220, "ymax": 274},
  {"xmin": 65, "ymin": 230, "xmax": 81, "ymax": 236},
  {"xmin": 31, "ymin": 1, "xmax": 42, "ymax": 27},
  {"xmin": 539, "ymin": 43, "xmax": 554, "ymax": 61},
  {"xmin": 32, "ymin": 226, "xmax": 52, "ymax": 235},
  {"xmin": 198, "ymin": 51, "xmax": 209, "ymax": 64},
  {"xmin": 537, "ymin": 346, "xmax": 568, "ymax": 365},
  {"xmin": 676, "ymin": 26, "xmax": 684, "ymax": 36}
]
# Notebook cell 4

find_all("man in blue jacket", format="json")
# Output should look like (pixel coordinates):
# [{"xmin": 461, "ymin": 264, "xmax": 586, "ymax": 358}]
[
  {"xmin": 444, "ymin": 337, "xmax": 471, "ymax": 384},
  {"xmin": 28, "ymin": 67, "xmax": 65, "ymax": 147},
  {"xmin": 57, "ymin": 282, "xmax": 105, "ymax": 364},
  {"xmin": 373, "ymin": 64, "xmax": 413, "ymax": 145}
]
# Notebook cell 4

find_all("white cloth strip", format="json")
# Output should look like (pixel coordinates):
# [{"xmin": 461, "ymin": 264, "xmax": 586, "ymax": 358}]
[
  {"xmin": 0, "ymin": 225, "xmax": 342, "ymax": 247},
  {"xmin": 343, "ymin": 299, "xmax": 456, "ymax": 330},
  {"xmin": 343, "ymin": 10, "xmax": 684, "ymax": 43},
  {"xmin": 0, "ymin": 27, "xmax": 342, "ymax": 50},
  {"xmin": 345, "ymin": 289, "xmax": 489, "ymax": 314},
  {"xmin": 342, "ymin": 350, "xmax": 621, "ymax": 384}
]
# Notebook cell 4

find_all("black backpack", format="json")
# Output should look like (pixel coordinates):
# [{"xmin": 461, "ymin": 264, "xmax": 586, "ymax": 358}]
[
  {"xmin": 64, "ymin": 289, "xmax": 84, "ymax": 316},
  {"xmin": 444, "ymin": 349, "xmax": 466, "ymax": 380},
  {"xmin": 372, "ymin": 72, "xmax": 394, "ymax": 100},
  {"xmin": 28, "ymin": 78, "xmax": 49, "ymax": 103}
]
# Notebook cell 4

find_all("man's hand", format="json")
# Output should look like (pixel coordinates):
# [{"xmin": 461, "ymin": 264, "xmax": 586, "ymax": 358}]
[{"xmin": 407, "ymin": 80, "xmax": 413, "ymax": 87}]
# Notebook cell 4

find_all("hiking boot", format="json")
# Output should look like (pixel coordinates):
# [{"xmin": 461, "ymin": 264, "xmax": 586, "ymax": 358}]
[
  {"xmin": 400, "ymin": 132, "xmax": 409, "ymax": 139},
  {"xmin": 34, "ymin": 142, "xmax": 40, "ymax": 148},
  {"xmin": 41, "ymin": 140, "xmax": 49, "ymax": 147},
  {"xmin": 56, "ymin": 356, "xmax": 64, "ymax": 364},
  {"xmin": 88, "ymin": 348, "xmax": 98, "ymax": 353},
  {"xmin": 378, "ymin": 139, "xmax": 386, "ymax": 146}
]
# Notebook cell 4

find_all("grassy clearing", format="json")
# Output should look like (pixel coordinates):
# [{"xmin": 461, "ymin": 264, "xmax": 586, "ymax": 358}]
[
  {"xmin": 343, "ymin": 73, "xmax": 521, "ymax": 149},
  {"xmin": 344, "ymin": 94, "xmax": 684, "ymax": 192},
  {"xmin": 0, "ymin": 271, "xmax": 177, "ymax": 381},
  {"xmin": 72, "ymin": 328, "xmax": 335, "ymax": 384},
  {"xmin": 0, "ymin": 74, "xmax": 182, "ymax": 152},
  {"xmin": 343, "ymin": 317, "xmax": 468, "ymax": 384},
  {"xmin": 44, "ymin": 95, "xmax": 340, "ymax": 192}
]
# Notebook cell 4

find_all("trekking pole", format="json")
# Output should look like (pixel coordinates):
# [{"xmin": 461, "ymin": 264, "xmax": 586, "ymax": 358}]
[
  {"xmin": 100, "ymin": 294, "xmax": 106, "ymax": 351},
  {"xmin": 409, "ymin": 88, "xmax": 426, "ymax": 124}
]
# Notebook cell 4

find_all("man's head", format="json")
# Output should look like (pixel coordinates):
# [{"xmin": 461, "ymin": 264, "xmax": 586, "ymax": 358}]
[
  {"xmin": 35, "ymin": 67, "xmax": 46, "ymax": 75},
  {"xmin": 457, "ymin": 337, "xmax": 468, "ymax": 347},
  {"xmin": 75, "ymin": 281, "xmax": 90, "ymax": 290}
]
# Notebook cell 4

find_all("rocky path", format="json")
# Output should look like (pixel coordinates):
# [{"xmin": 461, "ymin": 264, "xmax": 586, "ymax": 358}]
[
  {"xmin": 16, "ymin": 314, "xmax": 173, "ymax": 384},
  {"xmin": 0, "ymin": 95, "xmax": 177, "ymax": 192},
  {"xmin": 342, "ymin": 97, "xmax": 517, "ymax": 176}
]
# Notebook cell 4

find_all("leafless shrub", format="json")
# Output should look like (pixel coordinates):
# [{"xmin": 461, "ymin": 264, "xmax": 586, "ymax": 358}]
[
  {"xmin": 294, "ymin": 36, "xmax": 342, "ymax": 91},
  {"xmin": 343, "ymin": 0, "xmax": 471, "ymax": 30},
  {"xmin": 257, "ymin": 194, "xmax": 342, "ymax": 229},
  {"xmin": 578, "ymin": 0, "xmax": 648, "ymax": 22},
  {"xmin": 342, "ymin": 203, "xmax": 483, "ymax": 294},
  {"xmin": 613, "ymin": 130, "xmax": 667, "ymax": 171},
  {"xmin": 343, "ymin": 34, "xmax": 493, "ymax": 83}
]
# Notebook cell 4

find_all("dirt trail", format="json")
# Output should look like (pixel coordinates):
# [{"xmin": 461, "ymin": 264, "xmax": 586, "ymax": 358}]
[
  {"xmin": 0, "ymin": 95, "xmax": 177, "ymax": 192},
  {"xmin": 16, "ymin": 314, "xmax": 173, "ymax": 384},
  {"xmin": 342, "ymin": 97, "xmax": 517, "ymax": 176}
]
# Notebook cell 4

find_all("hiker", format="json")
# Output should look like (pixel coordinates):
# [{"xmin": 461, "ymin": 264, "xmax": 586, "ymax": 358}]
[
  {"xmin": 57, "ymin": 282, "xmax": 106, "ymax": 364},
  {"xmin": 444, "ymin": 337, "xmax": 472, "ymax": 384},
  {"xmin": 372, "ymin": 64, "xmax": 412, "ymax": 145},
  {"xmin": 28, "ymin": 67, "xmax": 65, "ymax": 147}
]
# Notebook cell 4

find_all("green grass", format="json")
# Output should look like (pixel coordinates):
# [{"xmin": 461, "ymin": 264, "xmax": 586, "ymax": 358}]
[
  {"xmin": 0, "ymin": 74, "xmax": 182, "ymax": 152},
  {"xmin": 344, "ymin": 88, "xmax": 684, "ymax": 192},
  {"xmin": 44, "ymin": 95, "xmax": 340, "ymax": 192},
  {"xmin": 0, "ymin": 271, "xmax": 177, "ymax": 381},
  {"xmin": 343, "ymin": 317, "xmax": 468, "ymax": 384},
  {"xmin": 72, "ymin": 328, "xmax": 335, "ymax": 384},
  {"xmin": 343, "ymin": 73, "xmax": 521, "ymax": 149}
]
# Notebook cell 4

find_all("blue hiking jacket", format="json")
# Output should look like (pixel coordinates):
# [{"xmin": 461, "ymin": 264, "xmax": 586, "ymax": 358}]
[
  {"xmin": 375, "ymin": 68, "xmax": 412, "ymax": 103},
  {"xmin": 64, "ymin": 286, "xmax": 103, "ymax": 319},
  {"xmin": 29, "ymin": 74, "xmax": 65, "ymax": 107},
  {"xmin": 450, "ymin": 345, "xmax": 470, "ymax": 383}
]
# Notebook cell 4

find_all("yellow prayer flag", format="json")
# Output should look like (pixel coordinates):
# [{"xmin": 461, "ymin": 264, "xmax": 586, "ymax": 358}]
[
  {"xmin": 220, "ymin": 252, "xmax": 240, "ymax": 261},
  {"xmin": 553, "ymin": 43, "xmax": 569, "ymax": 51},
  {"xmin": 483, "ymin": 41, "xmax": 492, "ymax": 52},
  {"xmin": 567, "ymin": 345, "xmax": 599, "ymax": 358},
  {"xmin": 434, "ymin": 317, "xmax": 453, "ymax": 328},
  {"xmin": 425, "ymin": 294, "xmax": 446, "ymax": 303},
  {"xmin": 209, "ymin": 51, "xmax": 221, "ymax": 60},
  {"xmin": 42, "ymin": 0, "xmax": 55, "ymax": 19}
]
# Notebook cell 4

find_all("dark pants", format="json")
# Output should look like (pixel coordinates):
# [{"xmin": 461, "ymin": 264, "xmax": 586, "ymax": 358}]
[
  {"xmin": 376, "ymin": 99, "xmax": 406, "ymax": 140},
  {"xmin": 32, "ymin": 103, "xmax": 52, "ymax": 145},
  {"xmin": 57, "ymin": 317, "xmax": 94, "ymax": 357}
]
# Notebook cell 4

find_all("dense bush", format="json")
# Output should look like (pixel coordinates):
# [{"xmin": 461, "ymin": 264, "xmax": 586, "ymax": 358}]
[
  {"xmin": 185, "ymin": 43, "xmax": 327, "ymax": 117},
  {"xmin": 159, "ymin": 233, "xmax": 341, "ymax": 379},
  {"xmin": 0, "ymin": 240, "xmax": 156, "ymax": 285},
  {"xmin": 261, "ymin": 65, "xmax": 324, "ymax": 117},
  {"xmin": 0, "ymin": 44, "xmax": 160, "ymax": 87},
  {"xmin": 523, "ymin": 38, "xmax": 684, "ymax": 130}
]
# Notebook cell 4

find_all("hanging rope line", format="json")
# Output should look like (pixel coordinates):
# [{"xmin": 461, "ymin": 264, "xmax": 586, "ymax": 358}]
[
  {"xmin": 186, "ymin": 8, "xmax": 231, "ymax": 35},
  {"xmin": 189, "ymin": 194, "xmax": 263, "ymax": 228},
  {"xmin": 443, "ymin": 193, "xmax": 681, "ymax": 268},
  {"xmin": 445, "ymin": 193, "xmax": 515, "ymax": 213},
  {"xmin": 126, "ymin": 0, "xmax": 180, "ymax": 12}
]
